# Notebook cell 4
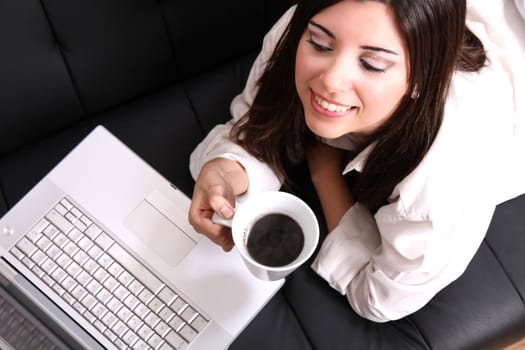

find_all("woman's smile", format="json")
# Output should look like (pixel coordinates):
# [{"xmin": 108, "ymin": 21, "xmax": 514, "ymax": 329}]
[{"xmin": 311, "ymin": 90, "xmax": 354, "ymax": 117}]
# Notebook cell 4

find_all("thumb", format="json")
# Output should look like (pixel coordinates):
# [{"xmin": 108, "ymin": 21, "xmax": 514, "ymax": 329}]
[{"xmin": 219, "ymin": 205, "xmax": 234, "ymax": 219}]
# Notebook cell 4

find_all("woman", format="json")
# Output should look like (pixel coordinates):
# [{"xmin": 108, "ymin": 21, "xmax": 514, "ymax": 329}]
[{"xmin": 189, "ymin": 0, "xmax": 524, "ymax": 322}]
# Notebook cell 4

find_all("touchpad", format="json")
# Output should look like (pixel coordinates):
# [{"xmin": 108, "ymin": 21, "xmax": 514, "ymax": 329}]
[{"xmin": 124, "ymin": 200, "xmax": 196, "ymax": 267}]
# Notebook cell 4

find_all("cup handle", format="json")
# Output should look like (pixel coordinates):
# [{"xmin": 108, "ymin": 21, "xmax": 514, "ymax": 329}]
[{"xmin": 211, "ymin": 212, "xmax": 233, "ymax": 228}]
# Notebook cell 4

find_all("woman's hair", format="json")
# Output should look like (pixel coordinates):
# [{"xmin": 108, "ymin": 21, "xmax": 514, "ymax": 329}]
[{"xmin": 231, "ymin": 0, "xmax": 487, "ymax": 212}]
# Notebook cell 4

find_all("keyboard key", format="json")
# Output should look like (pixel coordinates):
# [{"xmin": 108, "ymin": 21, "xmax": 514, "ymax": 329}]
[
  {"xmin": 46, "ymin": 209, "xmax": 74, "ymax": 233},
  {"xmin": 77, "ymin": 236, "xmax": 93, "ymax": 251},
  {"xmin": 81, "ymin": 294, "xmax": 97, "ymax": 310},
  {"xmin": 46, "ymin": 243, "xmax": 62, "ymax": 260},
  {"xmin": 158, "ymin": 286, "xmax": 177, "ymax": 305},
  {"xmin": 54, "ymin": 203, "xmax": 68, "ymax": 216},
  {"xmin": 111, "ymin": 320, "xmax": 128, "ymax": 337},
  {"xmin": 16, "ymin": 238, "xmax": 37, "ymax": 256},
  {"xmin": 179, "ymin": 324, "xmax": 198, "ymax": 342},
  {"xmin": 52, "ymin": 233, "xmax": 68, "ymax": 248},
  {"xmin": 103, "ymin": 328, "xmax": 118, "ymax": 342},
  {"xmin": 102, "ymin": 276, "xmax": 119, "ymax": 292},
  {"xmin": 117, "ymin": 306, "xmax": 133, "ymax": 322},
  {"xmin": 106, "ymin": 297, "xmax": 123, "ymax": 313},
  {"xmin": 154, "ymin": 320, "xmax": 170, "ymax": 337},
  {"xmin": 102, "ymin": 313, "xmax": 118, "ymax": 328},
  {"xmin": 158, "ymin": 305, "xmax": 175, "ymax": 323},
  {"xmin": 42, "ymin": 224, "xmax": 59, "ymax": 239},
  {"xmin": 71, "ymin": 285, "xmax": 88, "ymax": 301},
  {"xmin": 138, "ymin": 288, "xmax": 154, "ymax": 304},
  {"xmin": 132, "ymin": 339, "xmax": 149, "ymax": 350},
  {"xmin": 180, "ymin": 306, "xmax": 197, "ymax": 323},
  {"xmin": 147, "ymin": 297, "xmax": 164, "ymax": 313},
  {"xmin": 168, "ymin": 315, "xmax": 185, "ymax": 331},
  {"xmin": 30, "ymin": 250, "xmax": 47, "ymax": 265},
  {"xmin": 117, "ymin": 270, "xmax": 134, "ymax": 287},
  {"xmin": 164, "ymin": 330, "xmax": 188, "ymax": 350},
  {"xmin": 171, "ymin": 297, "xmax": 187, "ymax": 314},
  {"xmin": 145, "ymin": 335, "xmax": 162, "ymax": 349},
  {"xmin": 68, "ymin": 228, "xmax": 83, "ymax": 243},
  {"xmin": 85, "ymin": 224, "xmax": 102, "ymax": 239},
  {"xmin": 82, "ymin": 258, "xmax": 99, "ymax": 273},
  {"xmin": 123, "ymin": 294, "xmax": 140, "ymax": 310},
  {"xmin": 59, "ymin": 198, "xmax": 73, "ymax": 210},
  {"xmin": 144, "ymin": 312, "xmax": 161, "ymax": 328},
  {"xmin": 122, "ymin": 329, "xmax": 139, "ymax": 346},
  {"xmin": 95, "ymin": 232, "xmax": 113, "ymax": 250},
  {"xmin": 127, "ymin": 279, "xmax": 144, "ymax": 295},
  {"xmin": 70, "ymin": 207, "xmax": 83, "ymax": 219},
  {"xmin": 127, "ymin": 314, "xmax": 143, "ymax": 332}
]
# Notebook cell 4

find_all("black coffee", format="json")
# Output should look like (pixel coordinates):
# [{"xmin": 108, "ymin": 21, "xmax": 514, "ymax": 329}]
[{"xmin": 246, "ymin": 213, "xmax": 304, "ymax": 267}]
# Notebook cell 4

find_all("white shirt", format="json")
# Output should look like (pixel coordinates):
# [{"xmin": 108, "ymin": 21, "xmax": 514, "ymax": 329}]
[{"xmin": 190, "ymin": 2, "xmax": 525, "ymax": 322}]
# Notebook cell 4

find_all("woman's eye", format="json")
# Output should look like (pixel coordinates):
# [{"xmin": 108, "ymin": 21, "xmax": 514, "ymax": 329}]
[
  {"xmin": 360, "ymin": 58, "xmax": 386, "ymax": 73},
  {"xmin": 306, "ymin": 31, "xmax": 333, "ymax": 52}
]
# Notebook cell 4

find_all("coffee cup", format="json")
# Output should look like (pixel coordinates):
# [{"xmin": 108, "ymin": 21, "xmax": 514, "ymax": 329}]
[{"xmin": 212, "ymin": 191, "xmax": 319, "ymax": 281}]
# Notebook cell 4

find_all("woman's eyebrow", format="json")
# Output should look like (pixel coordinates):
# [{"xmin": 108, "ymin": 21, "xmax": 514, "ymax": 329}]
[
  {"xmin": 308, "ymin": 20, "xmax": 335, "ymax": 38},
  {"xmin": 361, "ymin": 45, "xmax": 399, "ymax": 56},
  {"xmin": 309, "ymin": 20, "xmax": 399, "ymax": 56}
]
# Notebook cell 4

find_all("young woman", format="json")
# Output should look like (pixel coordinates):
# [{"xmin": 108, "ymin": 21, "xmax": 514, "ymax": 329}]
[{"xmin": 189, "ymin": 0, "xmax": 524, "ymax": 322}]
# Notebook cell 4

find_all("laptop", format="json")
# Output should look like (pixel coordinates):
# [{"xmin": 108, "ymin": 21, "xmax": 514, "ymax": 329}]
[{"xmin": 0, "ymin": 125, "xmax": 284, "ymax": 350}]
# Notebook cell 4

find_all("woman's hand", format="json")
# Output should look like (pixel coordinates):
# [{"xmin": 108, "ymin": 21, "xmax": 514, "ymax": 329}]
[
  {"xmin": 306, "ymin": 141, "xmax": 354, "ymax": 231},
  {"xmin": 188, "ymin": 158, "xmax": 248, "ymax": 251}
]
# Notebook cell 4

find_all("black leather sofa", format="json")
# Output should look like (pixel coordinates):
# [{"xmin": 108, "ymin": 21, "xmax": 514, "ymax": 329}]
[{"xmin": 1, "ymin": 1, "xmax": 524, "ymax": 349}]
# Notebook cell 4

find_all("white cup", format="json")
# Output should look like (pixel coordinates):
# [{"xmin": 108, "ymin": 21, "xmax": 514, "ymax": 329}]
[{"xmin": 213, "ymin": 191, "xmax": 319, "ymax": 281}]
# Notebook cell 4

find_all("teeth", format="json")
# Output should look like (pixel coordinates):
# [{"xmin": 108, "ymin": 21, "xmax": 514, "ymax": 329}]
[{"xmin": 314, "ymin": 96, "xmax": 350, "ymax": 113}]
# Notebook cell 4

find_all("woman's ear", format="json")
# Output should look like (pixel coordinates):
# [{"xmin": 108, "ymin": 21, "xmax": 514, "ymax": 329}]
[{"xmin": 410, "ymin": 84, "xmax": 419, "ymax": 99}]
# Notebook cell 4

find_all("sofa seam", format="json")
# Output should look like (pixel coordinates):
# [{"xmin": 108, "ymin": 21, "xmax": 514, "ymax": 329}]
[
  {"xmin": 485, "ymin": 238, "xmax": 525, "ymax": 305},
  {"xmin": 280, "ymin": 289, "xmax": 318, "ymax": 350},
  {"xmin": 405, "ymin": 315, "xmax": 433, "ymax": 350},
  {"xmin": 0, "ymin": 183, "xmax": 8, "ymax": 212},
  {"xmin": 183, "ymin": 88, "xmax": 206, "ymax": 136},
  {"xmin": 38, "ymin": 0, "xmax": 87, "ymax": 114},
  {"xmin": 156, "ymin": 0, "xmax": 178, "ymax": 72}
]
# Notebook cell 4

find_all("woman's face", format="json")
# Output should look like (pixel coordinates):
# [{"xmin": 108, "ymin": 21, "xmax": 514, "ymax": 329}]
[{"xmin": 295, "ymin": 0, "xmax": 409, "ymax": 139}]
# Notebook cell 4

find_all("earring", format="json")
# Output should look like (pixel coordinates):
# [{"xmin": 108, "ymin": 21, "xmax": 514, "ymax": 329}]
[{"xmin": 411, "ymin": 89, "xmax": 419, "ymax": 99}]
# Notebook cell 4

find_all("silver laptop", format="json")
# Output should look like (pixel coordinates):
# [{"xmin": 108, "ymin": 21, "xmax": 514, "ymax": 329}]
[{"xmin": 0, "ymin": 125, "xmax": 284, "ymax": 350}]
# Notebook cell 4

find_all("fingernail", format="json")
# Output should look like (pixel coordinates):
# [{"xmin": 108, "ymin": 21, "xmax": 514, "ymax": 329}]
[{"xmin": 220, "ymin": 206, "xmax": 233, "ymax": 218}]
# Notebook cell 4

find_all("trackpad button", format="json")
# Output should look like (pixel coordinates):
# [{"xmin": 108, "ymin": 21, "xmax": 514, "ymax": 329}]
[{"xmin": 124, "ymin": 200, "xmax": 196, "ymax": 266}]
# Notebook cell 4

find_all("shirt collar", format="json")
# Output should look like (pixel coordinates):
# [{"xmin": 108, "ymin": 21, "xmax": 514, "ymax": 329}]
[{"xmin": 343, "ymin": 143, "xmax": 375, "ymax": 174}]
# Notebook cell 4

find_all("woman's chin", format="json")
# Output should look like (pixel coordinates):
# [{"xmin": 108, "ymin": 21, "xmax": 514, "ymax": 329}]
[{"xmin": 305, "ymin": 119, "xmax": 348, "ymax": 140}]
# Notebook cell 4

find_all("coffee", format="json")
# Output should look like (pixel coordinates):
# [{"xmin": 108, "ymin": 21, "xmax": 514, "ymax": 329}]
[{"xmin": 246, "ymin": 213, "xmax": 304, "ymax": 267}]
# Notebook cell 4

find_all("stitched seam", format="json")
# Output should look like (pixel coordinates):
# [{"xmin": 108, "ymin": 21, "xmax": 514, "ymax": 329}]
[
  {"xmin": 183, "ymin": 89, "xmax": 205, "ymax": 136},
  {"xmin": 0, "ymin": 183, "xmax": 8, "ymax": 212},
  {"xmin": 405, "ymin": 315, "xmax": 433, "ymax": 350},
  {"xmin": 281, "ymin": 289, "xmax": 318, "ymax": 350},
  {"xmin": 38, "ymin": 0, "xmax": 87, "ymax": 114},
  {"xmin": 157, "ymin": 0, "xmax": 177, "ymax": 73},
  {"xmin": 485, "ymin": 238, "xmax": 525, "ymax": 305}
]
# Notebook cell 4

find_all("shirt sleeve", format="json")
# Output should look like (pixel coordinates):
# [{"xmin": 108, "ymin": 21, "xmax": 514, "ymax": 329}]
[
  {"xmin": 189, "ymin": 5, "xmax": 297, "ymax": 198},
  {"xmin": 311, "ymin": 198, "xmax": 496, "ymax": 323}
]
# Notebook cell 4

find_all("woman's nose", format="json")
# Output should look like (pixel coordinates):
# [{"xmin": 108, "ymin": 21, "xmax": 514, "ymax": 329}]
[{"xmin": 320, "ymin": 56, "xmax": 355, "ymax": 93}]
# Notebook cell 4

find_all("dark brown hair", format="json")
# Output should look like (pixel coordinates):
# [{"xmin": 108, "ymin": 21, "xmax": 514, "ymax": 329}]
[{"xmin": 231, "ymin": 0, "xmax": 487, "ymax": 212}]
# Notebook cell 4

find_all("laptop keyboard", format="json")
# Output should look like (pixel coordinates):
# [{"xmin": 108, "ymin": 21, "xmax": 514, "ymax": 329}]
[{"xmin": 8, "ymin": 198, "xmax": 209, "ymax": 350}]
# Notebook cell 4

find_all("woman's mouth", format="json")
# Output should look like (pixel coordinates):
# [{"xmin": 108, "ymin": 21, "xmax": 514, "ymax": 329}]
[
  {"xmin": 314, "ymin": 95, "xmax": 350, "ymax": 113},
  {"xmin": 311, "ymin": 92, "xmax": 356, "ymax": 117}
]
